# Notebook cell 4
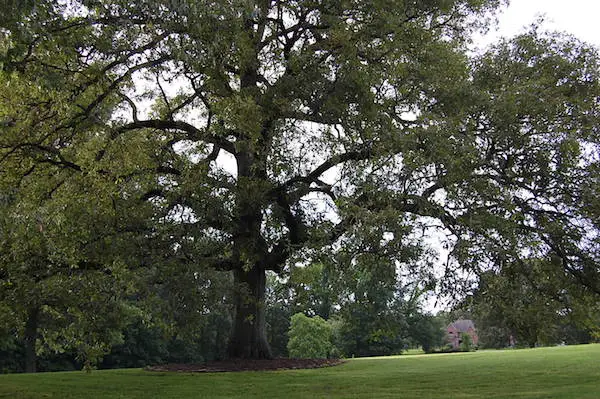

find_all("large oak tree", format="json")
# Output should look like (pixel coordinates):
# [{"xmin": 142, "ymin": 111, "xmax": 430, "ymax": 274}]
[{"xmin": 1, "ymin": 0, "xmax": 599, "ymax": 359}]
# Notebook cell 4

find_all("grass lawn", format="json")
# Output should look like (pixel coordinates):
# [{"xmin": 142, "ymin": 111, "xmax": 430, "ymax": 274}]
[
  {"xmin": 1, "ymin": 344, "xmax": 599, "ymax": 398},
  {"xmin": 401, "ymin": 348, "xmax": 426, "ymax": 356}
]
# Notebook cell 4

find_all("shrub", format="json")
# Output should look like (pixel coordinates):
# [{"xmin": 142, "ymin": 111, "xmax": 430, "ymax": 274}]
[
  {"xmin": 287, "ymin": 313, "xmax": 333, "ymax": 359},
  {"xmin": 460, "ymin": 333, "xmax": 473, "ymax": 352}
]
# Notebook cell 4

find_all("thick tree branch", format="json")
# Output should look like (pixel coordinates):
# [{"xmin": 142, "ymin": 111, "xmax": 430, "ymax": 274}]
[
  {"xmin": 1, "ymin": 143, "xmax": 82, "ymax": 172},
  {"xmin": 119, "ymin": 119, "xmax": 236, "ymax": 154},
  {"xmin": 279, "ymin": 147, "xmax": 373, "ymax": 191},
  {"xmin": 264, "ymin": 192, "xmax": 310, "ymax": 272},
  {"xmin": 76, "ymin": 57, "xmax": 171, "ymax": 122}
]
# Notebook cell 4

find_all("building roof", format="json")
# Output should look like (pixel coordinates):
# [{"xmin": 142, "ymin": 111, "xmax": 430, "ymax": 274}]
[{"xmin": 448, "ymin": 319, "xmax": 475, "ymax": 332}]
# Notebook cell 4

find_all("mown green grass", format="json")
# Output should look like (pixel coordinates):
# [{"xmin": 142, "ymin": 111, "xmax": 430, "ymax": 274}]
[
  {"xmin": 1, "ymin": 344, "xmax": 599, "ymax": 398},
  {"xmin": 401, "ymin": 348, "xmax": 426, "ymax": 355}
]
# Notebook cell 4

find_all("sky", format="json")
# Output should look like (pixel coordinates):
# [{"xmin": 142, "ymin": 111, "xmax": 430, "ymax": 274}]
[{"xmin": 481, "ymin": 0, "xmax": 600, "ymax": 47}]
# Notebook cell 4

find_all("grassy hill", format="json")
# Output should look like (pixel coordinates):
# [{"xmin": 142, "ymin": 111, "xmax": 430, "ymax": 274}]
[{"xmin": 1, "ymin": 344, "xmax": 599, "ymax": 398}]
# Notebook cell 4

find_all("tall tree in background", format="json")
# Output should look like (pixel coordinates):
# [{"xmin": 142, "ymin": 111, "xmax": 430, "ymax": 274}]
[
  {"xmin": 465, "ymin": 259, "xmax": 600, "ymax": 348},
  {"xmin": 1, "ymin": 0, "xmax": 599, "ymax": 359}
]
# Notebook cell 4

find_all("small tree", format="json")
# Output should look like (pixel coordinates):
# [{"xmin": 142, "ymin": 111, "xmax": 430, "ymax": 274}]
[
  {"xmin": 460, "ymin": 333, "xmax": 473, "ymax": 352},
  {"xmin": 407, "ymin": 313, "xmax": 446, "ymax": 353},
  {"xmin": 287, "ymin": 313, "xmax": 333, "ymax": 359}
]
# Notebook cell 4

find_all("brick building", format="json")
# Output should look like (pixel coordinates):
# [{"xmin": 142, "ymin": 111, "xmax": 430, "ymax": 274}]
[{"xmin": 447, "ymin": 319, "xmax": 479, "ymax": 349}]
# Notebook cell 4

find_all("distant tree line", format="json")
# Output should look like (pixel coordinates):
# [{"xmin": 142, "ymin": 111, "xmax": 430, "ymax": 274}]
[
  {"xmin": 454, "ymin": 260, "xmax": 600, "ymax": 349},
  {"xmin": 0, "ymin": 256, "xmax": 448, "ymax": 372},
  {"xmin": 1, "ymin": 256, "xmax": 597, "ymax": 372}
]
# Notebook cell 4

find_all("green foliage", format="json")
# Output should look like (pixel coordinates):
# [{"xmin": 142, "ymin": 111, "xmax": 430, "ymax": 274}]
[
  {"xmin": 287, "ymin": 313, "xmax": 333, "ymax": 359},
  {"xmin": 1, "ymin": 0, "xmax": 599, "ymax": 361},
  {"xmin": 334, "ymin": 301, "xmax": 406, "ymax": 358},
  {"xmin": 99, "ymin": 321, "xmax": 169, "ymax": 369},
  {"xmin": 465, "ymin": 259, "xmax": 600, "ymax": 349},
  {"xmin": 265, "ymin": 274, "xmax": 292, "ymax": 358},
  {"xmin": 288, "ymin": 263, "xmax": 338, "ymax": 320},
  {"xmin": 330, "ymin": 253, "xmax": 411, "ymax": 358},
  {"xmin": 265, "ymin": 259, "xmax": 444, "ymax": 359},
  {"xmin": 460, "ymin": 333, "xmax": 473, "ymax": 352},
  {"xmin": 407, "ymin": 313, "xmax": 446, "ymax": 353}
]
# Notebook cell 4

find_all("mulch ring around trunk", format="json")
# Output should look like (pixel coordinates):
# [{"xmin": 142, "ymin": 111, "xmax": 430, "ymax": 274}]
[{"xmin": 145, "ymin": 358, "xmax": 346, "ymax": 373}]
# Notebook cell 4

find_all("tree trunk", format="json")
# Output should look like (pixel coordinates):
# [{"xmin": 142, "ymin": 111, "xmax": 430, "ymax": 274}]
[
  {"xmin": 24, "ymin": 307, "xmax": 39, "ymax": 373},
  {"xmin": 227, "ymin": 266, "xmax": 273, "ymax": 359}
]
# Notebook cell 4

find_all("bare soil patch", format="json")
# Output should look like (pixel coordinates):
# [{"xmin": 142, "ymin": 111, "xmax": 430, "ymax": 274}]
[{"xmin": 145, "ymin": 358, "xmax": 345, "ymax": 373}]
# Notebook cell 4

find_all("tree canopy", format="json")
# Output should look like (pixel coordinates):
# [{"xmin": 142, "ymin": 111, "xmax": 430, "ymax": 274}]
[{"xmin": 1, "ymin": 0, "xmax": 599, "ymax": 360}]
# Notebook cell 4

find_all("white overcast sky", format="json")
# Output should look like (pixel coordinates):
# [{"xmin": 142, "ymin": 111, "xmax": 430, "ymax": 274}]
[{"xmin": 482, "ymin": 0, "xmax": 600, "ymax": 47}]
